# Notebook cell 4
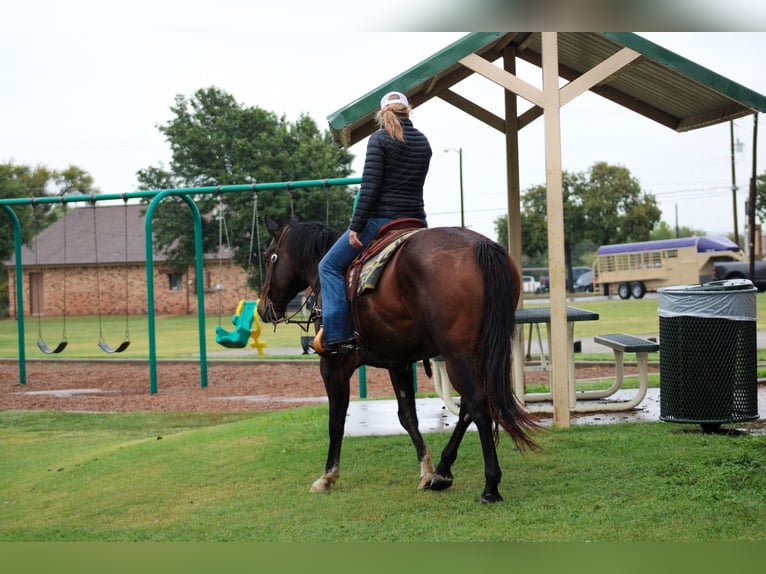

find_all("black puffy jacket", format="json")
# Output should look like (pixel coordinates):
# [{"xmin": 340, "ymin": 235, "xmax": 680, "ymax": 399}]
[{"xmin": 349, "ymin": 118, "xmax": 432, "ymax": 232}]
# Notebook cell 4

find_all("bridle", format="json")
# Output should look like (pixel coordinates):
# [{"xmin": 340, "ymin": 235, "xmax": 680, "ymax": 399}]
[{"xmin": 260, "ymin": 224, "xmax": 319, "ymax": 332}]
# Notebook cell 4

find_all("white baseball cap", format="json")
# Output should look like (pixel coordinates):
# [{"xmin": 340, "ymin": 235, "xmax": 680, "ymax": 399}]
[{"xmin": 380, "ymin": 91, "xmax": 409, "ymax": 109}]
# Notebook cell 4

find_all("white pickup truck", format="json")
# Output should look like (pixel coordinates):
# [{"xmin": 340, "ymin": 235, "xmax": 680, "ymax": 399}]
[{"xmin": 522, "ymin": 275, "xmax": 539, "ymax": 293}]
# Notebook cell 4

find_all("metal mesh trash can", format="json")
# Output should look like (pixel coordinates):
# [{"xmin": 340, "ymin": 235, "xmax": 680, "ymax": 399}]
[{"xmin": 658, "ymin": 279, "xmax": 758, "ymax": 431}]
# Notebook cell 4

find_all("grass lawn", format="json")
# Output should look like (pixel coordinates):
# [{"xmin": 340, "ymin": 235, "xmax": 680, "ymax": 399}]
[
  {"xmin": 1, "ymin": 407, "xmax": 765, "ymax": 542},
  {"xmin": 2, "ymin": 295, "xmax": 766, "ymax": 549},
  {"xmin": 0, "ymin": 314, "xmax": 315, "ymax": 359},
  {"xmin": 3, "ymin": 294, "xmax": 766, "ymax": 360}
]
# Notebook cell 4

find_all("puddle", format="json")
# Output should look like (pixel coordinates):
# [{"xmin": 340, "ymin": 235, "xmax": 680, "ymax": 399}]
[
  {"xmin": 212, "ymin": 395, "xmax": 328, "ymax": 404},
  {"xmin": 343, "ymin": 387, "xmax": 765, "ymax": 437}
]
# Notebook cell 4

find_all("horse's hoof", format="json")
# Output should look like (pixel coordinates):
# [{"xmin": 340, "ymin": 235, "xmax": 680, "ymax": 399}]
[
  {"xmin": 417, "ymin": 473, "xmax": 434, "ymax": 490},
  {"xmin": 480, "ymin": 491, "xmax": 504, "ymax": 504},
  {"xmin": 428, "ymin": 473, "xmax": 453, "ymax": 491},
  {"xmin": 310, "ymin": 477, "xmax": 332, "ymax": 493},
  {"xmin": 310, "ymin": 468, "xmax": 339, "ymax": 493}
]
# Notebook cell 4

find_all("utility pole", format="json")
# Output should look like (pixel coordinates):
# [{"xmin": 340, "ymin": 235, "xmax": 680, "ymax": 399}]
[
  {"xmin": 444, "ymin": 147, "xmax": 465, "ymax": 227},
  {"xmin": 749, "ymin": 113, "xmax": 759, "ymax": 280},
  {"xmin": 730, "ymin": 120, "xmax": 739, "ymax": 246}
]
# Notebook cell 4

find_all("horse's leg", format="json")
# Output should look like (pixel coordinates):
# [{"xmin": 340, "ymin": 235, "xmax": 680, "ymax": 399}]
[
  {"xmin": 429, "ymin": 356, "xmax": 505, "ymax": 503},
  {"xmin": 429, "ymin": 401, "xmax": 471, "ymax": 492},
  {"xmin": 310, "ymin": 356, "xmax": 354, "ymax": 493},
  {"xmin": 429, "ymin": 357, "xmax": 474, "ymax": 492},
  {"xmin": 388, "ymin": 364, "xmax": 433, "ymax": 489},
  {"xmin": 465, "ymin": 393, "xmax": 505, "ymax": 504}
]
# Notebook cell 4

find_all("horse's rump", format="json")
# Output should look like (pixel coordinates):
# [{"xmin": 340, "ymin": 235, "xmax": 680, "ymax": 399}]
[{"xmin": 353, "ymin": 227, "xmax": 513, "ymax": 360}]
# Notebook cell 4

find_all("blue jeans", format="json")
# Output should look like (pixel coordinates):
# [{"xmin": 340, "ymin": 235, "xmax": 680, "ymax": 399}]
[{"xmin": 318, "ymin": 218, "xmax": 391, "ymax": 345}]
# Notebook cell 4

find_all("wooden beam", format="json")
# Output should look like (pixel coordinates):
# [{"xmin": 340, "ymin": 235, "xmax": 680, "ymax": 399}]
[
  {"xmin": 504, "ymin": 45, "xmax": 528, "ymax": 405},
  {"xmin": 518, "ymin": 106, "xmax": 544, "ymax": 130},
  {"xmin": 439, "ymin": 90, "xmax": 506, "ymax": 133},
  {"xmin": 504, "ymin": 46, "xmax": 522, "ymax": 266},
  {"xmin": 541, "ymin": 32, "xmax": 570, "ymax": 429},
  {"xmin": 560, "ymin": 47, "xmax": 642, "ymax": 106},
  {"xmin": 459, "ymin": 53, "xmax": 545, "ymax": 109},
  {"xmin": 519, "ymin": 49, "xmax": 682, "ymax": 130}
]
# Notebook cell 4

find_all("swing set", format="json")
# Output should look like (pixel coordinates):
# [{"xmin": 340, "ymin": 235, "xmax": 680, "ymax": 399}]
[
  {"xmin": 90, "ymin": 196, "xmax": 131, "ymax": 353},
  {"xmin": 33, "ymin": 197, "xmax": 132, "ymax": 354},
  {"xmin": 212, "ymin": 190, "xmax": 267, "ymax": 353},
  {"xmin": 213, "ymin": 181, "xmax": 332, "ymax": 350},
  {"xmin": 215, "ymin": 299, "xmax": 267, "ymax": 352},
  {"xmin": 34, "ymin": 189, "xmax": 269, "ymax": 355},
  {"xmin": 2, "ymin": 177, "xmax": 362, "ymax": 390},
  {"xmin": 32, "ymin": 201, "xmax": 68, "ymax": 354}
]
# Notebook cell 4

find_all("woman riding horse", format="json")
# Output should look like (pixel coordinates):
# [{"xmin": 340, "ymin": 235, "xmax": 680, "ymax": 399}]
[
  {"xmin": 258, "ymin": 215, "xmax": 539, "ymax": 504},
  {"xmin": 315, "ymin": 90, "xmax": 432, "ymax": 355}
]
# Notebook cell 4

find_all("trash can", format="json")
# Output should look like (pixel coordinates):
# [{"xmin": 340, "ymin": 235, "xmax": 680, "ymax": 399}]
[{"xmin": 658, "ymin": 279, "xmax": 759, "ymax": 431}]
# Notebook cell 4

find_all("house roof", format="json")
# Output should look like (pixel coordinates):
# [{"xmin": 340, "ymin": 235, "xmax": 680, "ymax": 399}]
[
  {"xmin": 9, "ymin": 204, "xmax": 233, "ymax": 267},
  {"xmin": 327, "ymin": 32, "xmax": 766, "ymax": 147}
]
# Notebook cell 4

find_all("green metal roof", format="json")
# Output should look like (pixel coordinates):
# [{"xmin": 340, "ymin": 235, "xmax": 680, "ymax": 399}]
[{"xmin": 327, "ymin": 32, "xmax": 766, "ymax": 147}]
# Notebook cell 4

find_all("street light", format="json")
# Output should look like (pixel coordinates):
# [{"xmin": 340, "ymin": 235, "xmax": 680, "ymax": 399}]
[
  {"xmin": 730, "ymin": 120, "xmax": 745, "ymax": 245},
  {"xmin": 443, "ymin": 147, "xmax": 464, "ymax": 227}
]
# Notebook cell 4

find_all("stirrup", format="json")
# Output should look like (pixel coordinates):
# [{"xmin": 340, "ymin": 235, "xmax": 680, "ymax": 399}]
[
  {"xmin": 311, "ymin": 328, "xmax": 326, "ymax": 354},
  {"xmin": 312, "ymin": 328, "xmax": 357, "ymax": 357}
]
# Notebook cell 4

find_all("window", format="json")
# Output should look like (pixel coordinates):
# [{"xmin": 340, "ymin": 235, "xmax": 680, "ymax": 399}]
[{"xmin": 168, "ymin": 273, "xmax": 183, "ymax": 291}]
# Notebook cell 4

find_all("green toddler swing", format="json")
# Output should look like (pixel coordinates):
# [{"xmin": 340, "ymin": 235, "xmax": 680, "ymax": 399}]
[
  {"xmin": 213, "ymin": 191, "xmax": 267, "ymax": 353},
  {"xmin": 215, "ymin": 299, "xmax": 267, "ymax": 353}
]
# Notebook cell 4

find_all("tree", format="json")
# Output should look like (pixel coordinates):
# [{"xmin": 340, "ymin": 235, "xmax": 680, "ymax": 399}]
[
  {"xmin": 494, "ymin": 214, "xmax": 508, "ymax": 253},
  {"xmin": 578, "ymin": 162, "xmax": 660, "ymax": 247},
  {"xmin": 753, "ymin": 170, "xmax": 766, "ymax": 230},
  {"xmin": 515, "ymin": 162, "xmax": 661, "ymax": 285},
  {"xmin": 649, "ymin": 220, "xmax": 707, "ymax": 241},
  {"xmin": 0, "ymin": 162, "xmax": 99, "ymax": 312},
  {"xmin": 137, "ymin": 87, "xmax": 356, "ymax": 284}
]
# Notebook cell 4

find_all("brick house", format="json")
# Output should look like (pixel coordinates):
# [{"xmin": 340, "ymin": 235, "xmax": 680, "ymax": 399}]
[{"xmin": 5, "ymin": 204, "xmax": 252, "ymax": 317}]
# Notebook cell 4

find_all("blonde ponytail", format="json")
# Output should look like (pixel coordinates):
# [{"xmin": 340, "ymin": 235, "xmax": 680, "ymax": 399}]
[{"xmin": 375, "ymin": 104, "xmax": 409, "ymax": 143}]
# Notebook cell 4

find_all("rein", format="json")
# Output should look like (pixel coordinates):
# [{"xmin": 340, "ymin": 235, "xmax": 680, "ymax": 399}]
[
  {"xmin": 264, "ymin": 281, "xmax": 319, "ymax": 333},
  {"xmin": 281, "ymin": 281, "xmax": 320, "ymax": 332},
  {"xmin": 260, "ymin": 224, "xmax": 319, "ymax": 333}
]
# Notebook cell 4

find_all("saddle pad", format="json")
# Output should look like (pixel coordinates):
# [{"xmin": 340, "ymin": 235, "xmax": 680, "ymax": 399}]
[{"xmin": 349, "ymin": 228, "xmax": 423, "ymax": 295}]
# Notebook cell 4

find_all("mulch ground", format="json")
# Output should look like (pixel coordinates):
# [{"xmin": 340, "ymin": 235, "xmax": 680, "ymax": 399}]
[{"xmin": 0, "ymin": 359, "xmax": 645, "ymax": 413}]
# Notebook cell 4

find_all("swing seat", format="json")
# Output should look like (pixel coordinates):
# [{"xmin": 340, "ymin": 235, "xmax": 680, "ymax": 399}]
[
  {"xmin": 37, "ymin": 339, "xmax": 67, "ymax": 355},
  {"xmin": 216, "ymin": 300, "xmax": 266, "ymax": 351},
  {"xmin": 98, "ymin": 339, "xmax": 131, "ymax": 354}
]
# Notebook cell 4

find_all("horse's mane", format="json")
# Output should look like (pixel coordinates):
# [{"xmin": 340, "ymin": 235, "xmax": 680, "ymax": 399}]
[{"xmin": 287, "ymin": 221, "xmax": 343, "ymax": 265}]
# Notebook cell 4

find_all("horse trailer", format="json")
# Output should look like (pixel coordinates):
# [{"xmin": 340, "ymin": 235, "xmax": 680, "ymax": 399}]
[{"xmin": 594, "ymin": 236, "xmax": 744, "ymax": 299}]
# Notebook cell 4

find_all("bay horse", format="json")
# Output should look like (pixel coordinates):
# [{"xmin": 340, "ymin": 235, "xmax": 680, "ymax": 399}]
[{"xmin": 257, "ymin": 216, "xmax": 539, "ymax": 503}]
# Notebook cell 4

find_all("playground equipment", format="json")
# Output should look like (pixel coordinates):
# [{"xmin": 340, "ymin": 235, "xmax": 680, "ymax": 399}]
[
  {"xmin": 215, "ymin": 299, "xmax": 267, "ymax": 353},
  {"xmin": 0, "ymin": 177, "xmax": 362, "ymax": 390},
  {"xmin": 32, "ymin": 201, "xmax": 69, "ymax": 354},
  {"xmin": 213, "ymin": 190, "xmax": 268, "ymax": 352},
  {"xmin": 90, "ymin": 196, "xmax": 131, "ymax": 353}
]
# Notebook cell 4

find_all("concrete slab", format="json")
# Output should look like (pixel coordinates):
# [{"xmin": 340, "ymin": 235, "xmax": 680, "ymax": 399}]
[
  {"xmin": 344, "ymin": 385, "xmax": 766, "ymax": 437},
  {"xmin": 345, "ymin": 397, "xmax": 460, "ymax": 437}
]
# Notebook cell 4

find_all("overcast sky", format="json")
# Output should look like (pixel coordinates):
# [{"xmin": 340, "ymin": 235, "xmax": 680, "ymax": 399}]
[{"xmin": 2, "ymin": 2, "xmax": 765, "ymax": 243}]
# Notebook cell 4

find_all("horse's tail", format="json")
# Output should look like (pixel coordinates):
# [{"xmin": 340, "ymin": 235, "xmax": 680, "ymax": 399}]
[{"xmin": 474, "ymin": 240, "xmax": 540, "ymax": 452}]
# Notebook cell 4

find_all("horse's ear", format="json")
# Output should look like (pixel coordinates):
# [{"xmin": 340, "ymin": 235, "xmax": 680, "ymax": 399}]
[
  {"xmin": 291, "ymin": 214, "xmax": 302, "ymax": 223},
  {"xmin": 265, "ymin": 215, "xmax": 282, "ymax": 239}
]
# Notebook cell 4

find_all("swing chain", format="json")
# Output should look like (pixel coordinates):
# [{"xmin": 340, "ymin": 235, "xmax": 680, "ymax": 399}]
[{"xmin": 90, "ymin": 195, "xmax": 131, "ymax": 353}]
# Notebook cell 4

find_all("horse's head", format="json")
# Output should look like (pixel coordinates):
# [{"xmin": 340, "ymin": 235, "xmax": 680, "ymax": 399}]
[
  {"xmin": 257, "ymin": 216, "xmax": 342, "ymax": 324},
  {"xmin": 258, "ymin": 216, "xmax": 304, "ymax": 324}
]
